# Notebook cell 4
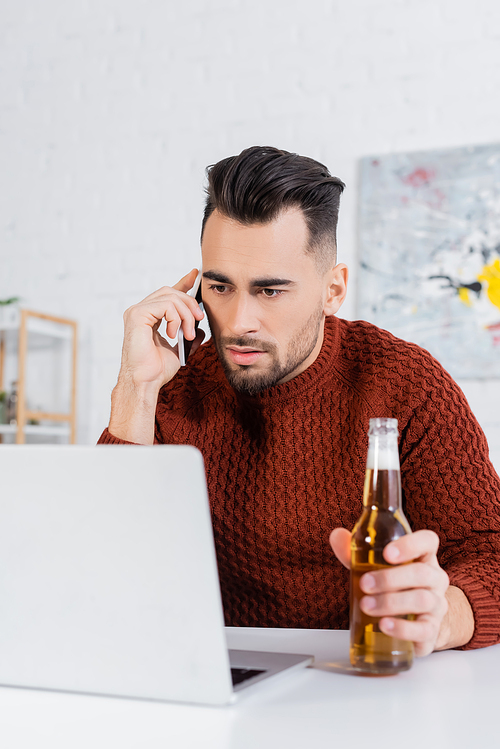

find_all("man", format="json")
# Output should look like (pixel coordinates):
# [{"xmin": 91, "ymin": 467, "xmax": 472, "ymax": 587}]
[{"xmin": 100, "ymin": 146, "xmax": 500, "ymax": 655}]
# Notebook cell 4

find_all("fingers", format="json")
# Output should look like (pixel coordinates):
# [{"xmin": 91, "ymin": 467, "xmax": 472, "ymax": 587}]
[
  {"xmin": 139, "ymin": 268, "xmax": 198, "ymax": 298},
  {"xmin": 172, "ymin": 268, "xmax": 200, "ymax": 293},
  {"xmin": 383, "ymin": 529, "xmax": 440, "ymax": 565},
  {"xmin": 359, "ymin": 560, "xmax": 449, "ymax": 615},
  {"xmin": 357, "ymin": 548, "xmax": 450, "ymax": 657},
  {"xmin": 378, "ymin": 609, "xmax": 448, "ymax": 658},
  {"xmin": 360, "ymin": 583, "xmax": 448, "ymax": 619},
  {"xmin": 360, "ymin": 560, "xmax": 449, "ymax": 597},
  {"xmin": 341, "ymin": 527, "xmax": 450, "ymax": 656},
  {"xmin": 162, "ymin": 298, "xmax": 198, "ymax": 341},
  {"xmin": 329, "ymin": 528, "xmax": 352, "ymax": 569},
  {"xmin": 124, "ymin": 274, "xmax": 204, "ymax": 341},
  {"xmin": 139, "ymin": 269, "xmax": 201, "ymax": 310}
]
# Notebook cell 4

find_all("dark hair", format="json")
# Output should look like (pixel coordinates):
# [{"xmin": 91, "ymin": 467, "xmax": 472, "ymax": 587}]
[{"xmin": 201, "ymin": 146, "xmax": 345, "ymax": 270}]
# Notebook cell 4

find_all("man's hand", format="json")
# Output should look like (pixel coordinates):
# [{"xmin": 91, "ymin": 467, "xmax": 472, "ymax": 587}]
[
  {"xmin": 330, "ymin": 528, "xmax": 474, "ymax": 654},
  {"xmin": 119, "ymin": 268, "xmax": 205, "ymax": 390},
  {"xmin": 108, "ymin": 269, "xmax": 205, "ymax": 444}
]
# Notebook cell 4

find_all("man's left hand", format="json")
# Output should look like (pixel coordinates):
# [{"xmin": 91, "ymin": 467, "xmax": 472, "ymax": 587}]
[{"xmin": 330, "ymin": 528, "xmax": 456, "ymax": 655}]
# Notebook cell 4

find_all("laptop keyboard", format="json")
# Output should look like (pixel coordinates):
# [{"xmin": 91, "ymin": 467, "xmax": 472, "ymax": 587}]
[{"xmin": 231, "ymin": 667, "xmax": 266, "ymax": 686}]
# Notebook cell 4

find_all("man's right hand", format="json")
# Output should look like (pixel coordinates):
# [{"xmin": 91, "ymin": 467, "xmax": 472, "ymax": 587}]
[
  {"xmin": 120, "ymin": 268, "xmax": 205, "ymax": 389},
  {"xmin": 108, "ymin": 269, "xmax": 205, "ymax": 444}
]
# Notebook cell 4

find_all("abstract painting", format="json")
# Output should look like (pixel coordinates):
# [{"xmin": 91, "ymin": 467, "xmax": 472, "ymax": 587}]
[{"xmin": 358, "ymin": 143, "xmax": 500, "ymax": 378}]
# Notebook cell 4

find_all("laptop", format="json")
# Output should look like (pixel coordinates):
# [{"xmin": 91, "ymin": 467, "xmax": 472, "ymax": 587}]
[{"xmin": 0, "ymin": 445, "xmax": 312, "ymax": 705}]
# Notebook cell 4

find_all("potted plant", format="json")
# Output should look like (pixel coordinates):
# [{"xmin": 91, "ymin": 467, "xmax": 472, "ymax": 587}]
[
  {"xmin": 0, "ymin": 297, "xmax": 21, "ymax": 327},
  {"xmin": 0, "ymin": 391, "xmax": 6, "ymax": 425}
]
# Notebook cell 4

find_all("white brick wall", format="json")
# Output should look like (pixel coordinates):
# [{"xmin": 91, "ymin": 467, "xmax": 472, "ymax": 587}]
[{"xmin": 1, "ymin": 0, "xmax": 499, "ymax": 470}]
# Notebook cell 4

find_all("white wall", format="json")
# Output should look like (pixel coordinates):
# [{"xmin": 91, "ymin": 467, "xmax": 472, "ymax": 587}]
[{"xmin": 1, "ymin": 0, "xmax": 499, "ymax": 468}]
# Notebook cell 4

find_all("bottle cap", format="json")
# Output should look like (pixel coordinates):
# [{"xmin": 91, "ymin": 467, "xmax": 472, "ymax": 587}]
[
  {"xmin": 367, "ymin": 418, "xmax": 400, "ymax": 470},
  {"xmin": 368, "ymin": 417, "xmax": 398, "ymax": 436}
]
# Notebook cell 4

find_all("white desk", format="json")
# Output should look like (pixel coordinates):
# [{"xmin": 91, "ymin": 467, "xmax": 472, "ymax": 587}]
[{"xmin": 1, "ymin": 628, "xmax": 498, "ymax": 749}]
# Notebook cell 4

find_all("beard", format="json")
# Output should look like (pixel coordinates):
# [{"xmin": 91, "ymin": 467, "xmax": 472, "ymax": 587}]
[{"xmin": 212, "ymin": 303, "xmax": 324, "ymax": 395}]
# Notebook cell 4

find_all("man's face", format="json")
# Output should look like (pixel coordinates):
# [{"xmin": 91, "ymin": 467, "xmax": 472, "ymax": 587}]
[{"xmin": 200, "ymin": 208, "xmax": 347, "ymax": 395}]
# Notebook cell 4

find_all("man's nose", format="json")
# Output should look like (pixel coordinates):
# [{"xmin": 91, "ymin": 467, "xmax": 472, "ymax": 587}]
[{"xmin": 227, "ymin": 294, "xmax": 260, "ymax": 336}]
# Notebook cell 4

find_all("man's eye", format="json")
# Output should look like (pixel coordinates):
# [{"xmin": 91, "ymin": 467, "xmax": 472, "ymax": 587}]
[
  {"xmin": 209, "ymin": 284, "xmax": 228, "ymax": 294},
  {"xmin": 261, "ymin": 288, "xmax": 282, "ymax": 298}
]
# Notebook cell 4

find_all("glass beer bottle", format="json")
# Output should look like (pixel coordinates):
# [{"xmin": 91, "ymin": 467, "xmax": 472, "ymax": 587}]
[{"xmin": 350, "ymin": 417, "xmax": 413, "ymax": 673}]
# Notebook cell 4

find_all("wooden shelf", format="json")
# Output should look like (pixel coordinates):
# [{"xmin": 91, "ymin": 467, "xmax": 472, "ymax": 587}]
[
  {"xmin": 0, "ymin": 320, "xmax": 72, "ymax": 340},
  {"xmin": 0, "ymin": 309, "xmax": 78, "ymax": 444},
  {"xmin": 0, "ymin": 424, "xmax": 70, "ymax": 437}
]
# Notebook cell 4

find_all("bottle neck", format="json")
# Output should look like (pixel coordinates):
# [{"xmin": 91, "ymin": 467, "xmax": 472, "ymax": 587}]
[{"xmin": 363, "ymin": 434, "xmax": 402, "ymax": 511}]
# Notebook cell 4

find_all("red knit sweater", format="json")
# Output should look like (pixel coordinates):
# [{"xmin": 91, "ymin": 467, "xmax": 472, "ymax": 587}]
[{"xmin": 99, "ymin": 316, "xmax": 500, "ymax": 649}]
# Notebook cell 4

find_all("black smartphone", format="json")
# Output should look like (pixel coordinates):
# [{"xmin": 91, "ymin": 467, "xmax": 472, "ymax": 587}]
[{"xmin": 177, "ymin": 271, "xmax": 203, "ymax": 366}]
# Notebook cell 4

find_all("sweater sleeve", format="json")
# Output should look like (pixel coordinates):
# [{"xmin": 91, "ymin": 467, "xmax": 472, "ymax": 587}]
[
  {"xmin": 399, "ymin": 362, "xmax": 500, "ymax": 650},
  {"xmin": 96, "ymin": 397, "xmax": 191, "ymax": 446},
  {"xmin": 97, "ymin": 428, "xmax": 139, "ymax": 445}
]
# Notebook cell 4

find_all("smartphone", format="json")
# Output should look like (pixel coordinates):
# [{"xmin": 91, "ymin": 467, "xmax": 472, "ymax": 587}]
[{"xmin": 178, "ymin": 270, "xmax": 204, "ymax": 366}]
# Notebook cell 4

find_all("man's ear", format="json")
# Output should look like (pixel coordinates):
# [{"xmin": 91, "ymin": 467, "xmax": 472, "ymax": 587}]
[{"xmin": 324, "ymin": 263, "xmax": 348, "ymax": 316}]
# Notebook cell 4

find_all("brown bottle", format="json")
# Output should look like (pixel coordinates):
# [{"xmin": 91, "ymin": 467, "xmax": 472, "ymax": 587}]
[{"xmin": 350, "ymin": 417, "xmax": 413, "ymax": 673}]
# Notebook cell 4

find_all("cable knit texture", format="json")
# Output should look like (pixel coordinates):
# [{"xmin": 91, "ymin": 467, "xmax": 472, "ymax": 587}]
[{"xmin": 99, "ymin": 316, "xmax": 500, "ymax": 649}]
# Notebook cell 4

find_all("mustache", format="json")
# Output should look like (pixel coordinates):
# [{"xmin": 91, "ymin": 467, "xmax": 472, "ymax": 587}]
[{"xmin": 220, "ymin": 336, "xmax": 276, "ymax": 354}]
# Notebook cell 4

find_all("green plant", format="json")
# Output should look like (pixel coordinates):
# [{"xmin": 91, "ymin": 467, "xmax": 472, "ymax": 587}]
[
  {"xmin": 0, "ymin": 391, "xmax": 6, "ymax": 402},
  {"xmin": 0, "ymin": 297, "xmax": 20, "ymax": 306}
]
